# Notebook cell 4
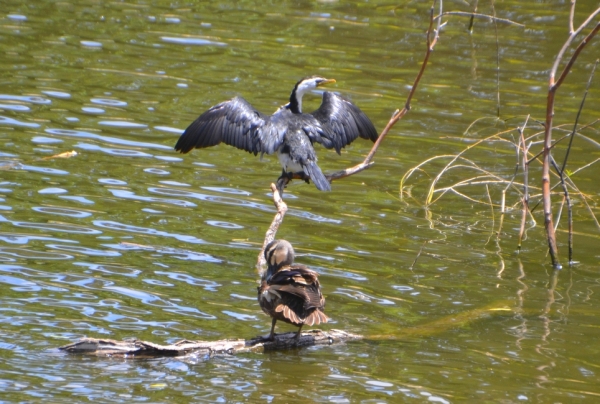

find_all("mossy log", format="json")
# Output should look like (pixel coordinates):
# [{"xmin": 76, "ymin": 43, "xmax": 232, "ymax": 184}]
[{"xmin": 59, "ymin": 329, "xmax": 362, "ymax": 358}]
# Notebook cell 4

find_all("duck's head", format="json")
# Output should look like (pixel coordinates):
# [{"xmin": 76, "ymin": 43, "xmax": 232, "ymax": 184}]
[{"xmin": 264, "ymin": 239, "xmax": 295, "ymax": 270}]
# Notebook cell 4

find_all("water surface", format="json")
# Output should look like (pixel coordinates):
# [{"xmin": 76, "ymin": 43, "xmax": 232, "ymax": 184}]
[{"xmin": 1, "ymin": 1, "xmax": 600, "ymax": 402}]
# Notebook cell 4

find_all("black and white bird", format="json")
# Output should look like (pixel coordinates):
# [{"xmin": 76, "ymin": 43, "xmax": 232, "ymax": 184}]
[
  {"xmin": 174, "ymin": 76, "xmax": 378, "ymax": 191},
  {"xmin": 258, "ymin": 239, "xmax": 328, "ymax": 341}
]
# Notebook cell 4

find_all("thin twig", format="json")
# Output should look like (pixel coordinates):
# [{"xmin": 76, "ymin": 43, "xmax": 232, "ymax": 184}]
[
  {"xmin": 560, "ymin": 59, "xmax": 598, "ymax": 175},
  {"xmin": 435, "ymin": 11, "xmax": 524, "ymax": 27},
  {"xmin": 467, "ymin": 0, "xmax": 478, "ymax": 32},
  {"xmin": 518, "ymin": 117, "xmax": 531, "ymax": 251},
  {"xmin": 492, "ymin": 0, "xmax": 501, "ymax": 118},
  {"xmin": 409, "ymin": 241, "xmax": 426, "ymax": 273},
  {"xmin": 328, "ymin": 0, "xmax": 442, "ymax": 182},
  {"xmin": 569, "ymin": 0, "xmax": 576, "ymax": 34}
]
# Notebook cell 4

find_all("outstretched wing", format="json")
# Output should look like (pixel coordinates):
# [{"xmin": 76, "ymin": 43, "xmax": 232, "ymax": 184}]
[
  {"xmin": 174, "ymin": 96, "xmax": 284, "ymax": 156},
  {"xmin": 310, "ymin": 92, "xmax": 378, "ymax": 154}
]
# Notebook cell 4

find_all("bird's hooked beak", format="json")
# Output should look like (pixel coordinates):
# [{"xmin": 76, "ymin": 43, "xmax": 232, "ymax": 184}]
[{"xmin": 316, "ymin": 78, "xmax": 336, "ymax": 87}]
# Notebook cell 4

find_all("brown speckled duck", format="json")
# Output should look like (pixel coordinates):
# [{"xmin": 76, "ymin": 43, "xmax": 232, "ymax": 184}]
[{"xmin": 258, "ymin": 239, "xmax": 328, "ymax": 340}]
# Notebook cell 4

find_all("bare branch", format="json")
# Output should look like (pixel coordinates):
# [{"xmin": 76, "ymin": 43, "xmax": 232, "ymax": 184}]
[
  {"xmin": 327, "ymin": 0, "xmax": 442, "ymax": 182},
  {"xmin": 435, "ymin": 11, "xmax": 525, "ymax": 27},
  {"xmin": 256, "ymin": 183, "xmax": 288, "ymax": 274}
]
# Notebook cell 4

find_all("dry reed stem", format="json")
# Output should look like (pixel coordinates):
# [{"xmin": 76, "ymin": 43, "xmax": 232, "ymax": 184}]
[
  {"xmin": 437, "ymin": 11, "xmax": 524, "ymax": 27},
  {"xmin": 518, "ymin": 117, "xmax": 531, "ymax": 250},
  {"xmin": 542, "ymin": 7, "xmax": 600, "ymax": 267}
]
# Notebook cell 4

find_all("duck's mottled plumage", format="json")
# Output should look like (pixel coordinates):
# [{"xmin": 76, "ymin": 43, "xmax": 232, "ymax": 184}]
[{"xmin": 258, "ymin": 239, "xmax": 328, "ymax": 340}]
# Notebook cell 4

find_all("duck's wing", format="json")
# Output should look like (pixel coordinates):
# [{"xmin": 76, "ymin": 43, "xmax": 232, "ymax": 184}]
[
  {"xmin": 269, "ymin": 266, "xmax": 325, "ymax": 311},
  {"xmin": 174, "ymin": 96, "xmax": 284, "ymax": 156},
  {"xmin": 309, "ymin": 92, "xmax": 378, "ymax": 154}
]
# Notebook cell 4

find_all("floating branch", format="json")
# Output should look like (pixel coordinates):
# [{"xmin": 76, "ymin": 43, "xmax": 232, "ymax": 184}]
[{"xmin": 59, "ymin": 329, "xmax": 362, "ymax": 358}]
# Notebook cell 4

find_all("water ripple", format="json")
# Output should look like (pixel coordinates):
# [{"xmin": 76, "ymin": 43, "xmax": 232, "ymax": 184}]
[
  {"xmin": 202, "ymin": 186, "xmax": 252, "ymax": 196},
  {"xmin": 107, "ymin": 188, "xmax": 197, "ymax": 208},
  {"xmin": 155, "ymin": 271, "xmax": 221, "ymax": 290},
  {"xmin": 0, "ymin": 234, "xmax": 78, "ymax": 244},
  {"xmin": 161, "ymin": 36, "xmax": 227, "ymax": 47},
  {"xmin": 154, "ymin": 125, "xmax": 183, "ymax": 134},
  {"xmin": 59, "ymin": 195, "xmax": 95, "ymax": 205},
  {"xmin": 74, "ymin": 262, "xmax": 142, "ymax": 277},
  {"xmin": 32, "ymin": 206, "xmax": 93, "ymax": 218},
  {"xmin": 0, "ymin": 115, "xmax": 40, "ymax": 127},
  {"xmin": 93, "ymin": 220, "xmax": 206, "ymax": 244},
  {"xmin": 144, "ymin": 168, "xmax": 169, "ymax": 175},
  {"xmin": 0, "ymin": 247, "xmax": 73, "ymax": 260},
  {"xmin": 0, "ymin": 215, "xmax": 102, "ymax": 235},
  {"xmin": 90, "ymin": 98, "xmax": 127, "ymax": 107},
  {"xmin": 333, "ymin": 288, "xmax": 396, "ymax": 305},
  {"xmin": 44, "ymin": 128, "xmax": 171, "ymax": 150},
  {"xmin": 206, "ymin": 220, "xmax": 243, "ymax": 229},
  {"xmin": 149, "ymin": 187, "xmax": 341, "ymax": 223},
  {"xmin": 38, "ymin": 187, "xmax": 68, "ymax": 194},
  {"xmin": 41, "ymin": 91, "xmax": 71, "ymax": 99},
  {"xmin": 18, "ymin": 164, "xmax": 69, "ymax": 175},
  {"xmin": 81, "ymin": 107, "xmax": 105, "ymax": 114},
  {"xmin": 222, "ymin": 310, "xmax": 258, "ymax": 321},
  {"xmin": 76, "ymin": 143, "xmax": 153, "ymax": 158},
  {"xmin": 81, "ymin": 40, "xmax": 103, "ymax": 47},
  {"xmin": 98, "ymin": 121, "xmax": 147, "ymax": 128},
  {"xmin": 0, "ymin": 95, "xmax": 51, "ymax": 104},
  {"xmin": 99, "ymin": 178, "xmax": 127, "ymax": 186},
  {"xmin": 0, "ymin": 104, "xmax": 30, "ymax": 111},
  {"xmin": 316, "ymin": 266, "xmax": 368, "ymax": 281},
  {"xmin": 104, "ymin": 285, "xmax": 216, "ymax": 319},
  {"xmin": 32, "ymin": 136, "xmax": 63, "ymax": 144},
  {"xmin": 45, "ymin": 244, "xmax": 121, "ymax": 257}
]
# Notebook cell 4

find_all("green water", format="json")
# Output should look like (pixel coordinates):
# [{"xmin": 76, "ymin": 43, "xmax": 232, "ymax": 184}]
[{"xmin": 1, "ymin": 0, "xmax": 599, "ymax": 402}]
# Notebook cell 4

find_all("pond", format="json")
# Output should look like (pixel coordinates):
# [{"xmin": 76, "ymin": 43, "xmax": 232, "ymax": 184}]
[{"xmin": 1, "ymin": 0, "xmax": 599, "ymax": 402}]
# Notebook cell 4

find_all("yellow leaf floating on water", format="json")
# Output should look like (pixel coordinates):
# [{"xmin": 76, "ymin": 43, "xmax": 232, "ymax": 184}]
[{"xmin": 42, "ymin": 150, "xmax": 78, "ymax": 160}]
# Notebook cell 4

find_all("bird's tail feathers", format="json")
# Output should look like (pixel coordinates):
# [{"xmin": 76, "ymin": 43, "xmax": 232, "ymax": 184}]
[
  {"xmin": 303, "ymin": 161, "xmax": 331, "ymax": 191},
  {"xmin": 304, "ymin": 309, "xmax": 329, "ymax": 326}
]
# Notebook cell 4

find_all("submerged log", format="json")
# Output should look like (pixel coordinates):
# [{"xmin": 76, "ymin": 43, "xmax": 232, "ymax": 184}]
[{"xmin": 59, "ymin": 329, "xmax": 362, "ymax": 358}]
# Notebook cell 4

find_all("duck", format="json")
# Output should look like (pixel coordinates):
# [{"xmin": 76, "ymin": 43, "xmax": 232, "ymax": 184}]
[
  {"xmin": 174, "ymin": 76, "xmax": 378, "ymax": 191},
  {"xmin": 257, "ymin": 239, "xmax": 328, "ymax": 340}
]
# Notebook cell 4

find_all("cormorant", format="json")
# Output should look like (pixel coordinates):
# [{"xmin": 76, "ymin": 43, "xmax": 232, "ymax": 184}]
[
  {"xmin": 258, "ymin": 239, "xmax": 328, "ymax": 341},
  {"xmin": 174, "ymin": 76, "xmax": 378, "ymax": 191}
]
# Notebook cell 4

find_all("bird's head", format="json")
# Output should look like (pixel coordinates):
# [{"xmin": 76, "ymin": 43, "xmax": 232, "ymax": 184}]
[
  {"xmin": 288, "ymin": 76, "xmax": 336, "ymax": 113},
  {"xmin": 294, "ymin": 76, "xmax": 336, "ymax": 98},
  {"xmin": 264, "ymin": 239, "xmax": 295, "ymax": 270}
]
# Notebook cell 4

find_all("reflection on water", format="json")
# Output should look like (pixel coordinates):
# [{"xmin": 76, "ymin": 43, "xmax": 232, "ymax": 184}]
[{"xmin": 0, "ymin": 0, "xmax": 599, "ymax": 402}]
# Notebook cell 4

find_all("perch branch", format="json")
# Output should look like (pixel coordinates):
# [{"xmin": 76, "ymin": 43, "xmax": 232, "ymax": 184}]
[
  {"xmin": 59, "ymin": 329, "xmax": 361, "ymax": 358},
  {"xmin": 256, "ymin": 183, "xmax": 288, "ymax": 273}
]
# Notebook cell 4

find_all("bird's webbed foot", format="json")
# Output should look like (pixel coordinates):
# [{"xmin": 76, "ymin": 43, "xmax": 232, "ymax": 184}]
[
  {"xmin": 298, "ymin": 172, "xmax": 311, "ymax": 185},
  {"xmin": 276, "ymin": 170, "xmax": 291, "ymax": 195},
  {"xmin": 260, "ymin": 334, "xmax": 275, "ymax": 342}
]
